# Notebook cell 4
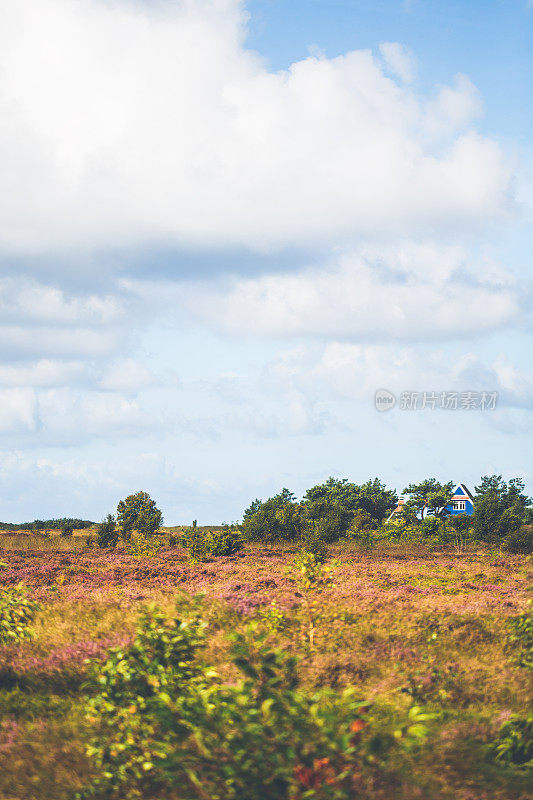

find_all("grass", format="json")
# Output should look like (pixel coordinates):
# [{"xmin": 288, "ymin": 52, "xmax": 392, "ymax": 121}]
[{"xmin": 0, "ymin": 536, "xmax": 531, "ymax": 799}]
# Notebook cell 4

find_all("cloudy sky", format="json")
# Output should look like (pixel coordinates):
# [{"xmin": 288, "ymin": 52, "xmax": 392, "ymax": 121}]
[{"xmin": 0, "ymin": 0, "xmax": 531, "ymax": 523}]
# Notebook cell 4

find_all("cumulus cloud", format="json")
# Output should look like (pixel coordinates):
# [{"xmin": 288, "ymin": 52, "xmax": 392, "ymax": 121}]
[
  {"xmin": 0, "ymin": 389, "xmax": 37, "ymax": 433},
  {"xmin": 265, "ymin": 342, "xmax": 533, "ymax": 410},
  {"xmin": 98, "ymin": 359, "xmax": 159, "ymax": 393},
  {"xmin": 187, "ymin": 242, "xmax": 520, "ymax": 340},
  {"xmin": 0, "ymin": 0, "xmax": 512, "ymax": 255},
  {"xmin": 0, "ymin": 359, "xmax": 86, "ymax": 388},
  {"xmin": 379, "ymin": 42, "xmax": 416, "ymax": 83}
]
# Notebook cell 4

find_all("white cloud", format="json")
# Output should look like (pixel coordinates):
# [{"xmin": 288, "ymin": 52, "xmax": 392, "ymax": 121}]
[
  {"xmin": 98, "ymin": 358, "xmax": 158, "ymax": 392},
  {"xmin": 0, "ymin": 277, "xmax": 121, "ymax": 325},
  {"xmin": 424, "ymin": 74, "xmax": 483, "ymax": 140},
  {"xmin": 265, "ymin": 342, "xmax": 533, "ymax": 410},
  {"xmin": 188, "ymin": 242, "xmax": 519, "ymax": 340},
  {"xmin": 0, "ymin": 0, "xmax": 512, "ymax": 255},
  {"xmin": 0, "ymin": 359, "xmax": 86, "ymax": 387},
  {"xmin": 379, "ymin": 42, "xmax": 416, "ymax": 83},
  {"xmin": 0, "ymin": 275, "xmax": 129, "ymax": 361},
  {"xmin": 0, "ymin": 388, "xmax": 37, "ymax": 432}
]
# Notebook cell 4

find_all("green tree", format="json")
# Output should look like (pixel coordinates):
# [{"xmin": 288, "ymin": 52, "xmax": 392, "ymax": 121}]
[
  {"xmin": 472, "ymin": 476, "xmax": 530, "ymax": 544},
  {"xmin": 303, "ymin": 477, "xmax": 397, "ymax": 528},
  {"xmin": 243, "ymin": 498, "xmax": 262, "ymax": 521},
  {"xmin": 241, "ymin": 489, "xmax": 303, "ymax": 542},
  {"xmin": 116, "ymin": 491, "xmax": 163, "ymax": 539},
  {"xmin": 403, "ymin": 479, "xmax": 455, "ymax": 520},
  {"xmin": 96, "ymin": 514, "xmax": 119, "ymax": 548}
]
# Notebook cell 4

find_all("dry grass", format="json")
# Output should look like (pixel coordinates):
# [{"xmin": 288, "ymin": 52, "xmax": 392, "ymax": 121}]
[{"xmin": 0, "ymin": 537, "xmax": 531, "ymax": 799}]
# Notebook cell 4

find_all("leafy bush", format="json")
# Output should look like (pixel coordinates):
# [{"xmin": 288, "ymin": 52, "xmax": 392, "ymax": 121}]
[
  {"xmin": 302, "ymin": 501, "xmax": 351, "ymax": 541},
  {"xmin": 504, "ymin": 526, "xmax": 533, "ymax": 554},
  {"xmin": 241, "ymin": 489, "xmax": 303, "ymax": 542},
  {"xmin": 127, "ymin": 533, "xmax": 162, "ymax": 559},
  {"xmin": 96, "ymin": 514, "xmax": 119, "ymax": 549},
  {"xmin": 81, "ymin": 605, "xmax": 383, "ymax": 800},
  {"xmin": 420, "ymin": 517, "xmax": 441, "ymax": 537},
  {"xmin": 0, "ymin": 585, "xmax": 41, "ymax": 644},
  {"xmin": 256, "ymin": 601, "xmax": 286, "ymax": 632},
  {"xmin": 181, "ymin": 526, "xmax": 244, "ymax": 561},
  {"xmin": 491, "ymin": 715, "xmax": 533, "ymax": 766},
  {"xmin": 205, "ymin": 527, "xmax": 244, "ymax": 557},
  {"xmin": 299, "ymin": 526, "xmax": 328, "ymax": 563},
  {"xmin": 508, "ymin": 603, "xmax": 533, "ymax": 669},
  {"xmin": 60, "ymin": 520, "xmax": 75, "ymax": 538},
  {"xmin": 293, "ymin": 550, "xmax": 335, "ymax": 592}
]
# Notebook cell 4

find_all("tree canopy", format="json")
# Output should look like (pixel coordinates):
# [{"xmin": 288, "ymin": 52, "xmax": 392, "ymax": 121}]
[{"xmin": 116, "ymin": 491, "xmax": 163, "ymax": 538}]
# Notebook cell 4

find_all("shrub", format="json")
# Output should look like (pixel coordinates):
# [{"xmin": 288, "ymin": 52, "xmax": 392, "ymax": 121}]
[
  {"xmin": 96, "ymin": 514, "xmax": 119, "ymax": 549},
  {"xmin": 81, "ymin": 606, "xmax": 382, "ymax": 800},
  {"xmin": 181, "ymin": 526, "xmax": 211, "ymax": 562},
  {"xmin": 504, "ymin": 526, "xmax": 533, "ymax": 554},
  {"xmin": 491, "ymin": 715, "xmax": 533, "ymax": 766},
  {"xmin": 181, "ymin": 526, "xmax": 244, "ymax": 562},
  {"xmin": 127, "ymin": 533, "xmax": 162, "ymax": 559},
  {"xmin": 293, "ymin": 550, "xmax": 335, "ymax": 592},
  {"xmin": 299, "ymin": 526, "xmax": 328, "ymax": 563},
  {"xmin": 508, "ymin": 603, "xmax": 533, "ymax": 669},
  {"xmin": 302, "ymin": 501, "xmax": 351, "ymax": 542},
  {"xmin": 241, "ymin": 490, "xmax": 303, "ymax": 542},
  {"xmin": 420, "ymin": 517, "xmax": 440, "ymax": 537},
  {"xmin": 0, "ymin": 585, "xmax": 41, "ymax": 644},
  {"xmin": 206, "ymin": 526, "xmax": 244, "ymax": 557},
  {"xmin": 60, "ymin": 520, "xmax": 75, "ymax": 538}
]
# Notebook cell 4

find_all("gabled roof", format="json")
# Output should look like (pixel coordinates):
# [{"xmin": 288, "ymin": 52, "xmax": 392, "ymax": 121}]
[{"xmin": 451, "ymin": 483, "xmax": 474, "ymax": 501}]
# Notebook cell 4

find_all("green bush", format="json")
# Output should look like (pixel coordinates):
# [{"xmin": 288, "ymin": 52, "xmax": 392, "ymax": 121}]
[
  {"xmin": 241, "ymin": 489, "xmax": 303, "ymax": 542},
  {"xmin": 181, "ymin": 526, "xmax": 244, "ymax": 561},
  {"xmin": 508, "ymin": 603, "xmax": 533, "ymax": 669},
  {"xmin": 299, "ymin": 526, "xmax": 329, "ymax": 563},
  {"xmin": 206, "ymin": 527, "xmax": 244, "ymax": 557},
  {"xmin": 96, "ymin": 514, "xmax": 119, "ymax": 548},
  {"xmin": 504, "ymin": 526, "xmax": 533, "ymax": 554},
  {"xmin": 81, "ymin": 605, "xmax": 382, "ymax": 800},
  {"xmin": 491, "ymin": 715, "xmax": 533, "ymax": 766},
  {"xmin": 420, "ymin": 517, "xmax": 441, "ymax": 537},
  {"xmin": 127, "ymin": 533, "xmax": 162, "ymax": 559},
  {"xmin": 60, "ymin": 520, "xmax": 75, "ymax": 538},
  {"xmin": 0, "ymin": 585, "xmax": 41, "ymax": 644}
]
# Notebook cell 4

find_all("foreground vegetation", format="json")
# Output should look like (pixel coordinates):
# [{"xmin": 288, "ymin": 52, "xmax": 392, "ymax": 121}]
[{"xmin": 0, "ymin": 533, "xmax": 531, "ymax": 799}]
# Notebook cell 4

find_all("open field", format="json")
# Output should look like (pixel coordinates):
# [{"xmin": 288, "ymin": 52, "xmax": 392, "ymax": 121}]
[{"xmin": 0, "ymin": 536, "xmax": 531, "ymax": 799}]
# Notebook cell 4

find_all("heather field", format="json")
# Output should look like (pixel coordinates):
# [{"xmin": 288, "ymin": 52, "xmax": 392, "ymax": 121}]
[{"xmin": 0, "ymin": 534, "xmax": 531, "ymax": 800}]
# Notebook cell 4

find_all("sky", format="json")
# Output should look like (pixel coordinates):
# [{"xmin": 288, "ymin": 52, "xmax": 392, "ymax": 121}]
[{"xmin": 0, "ymin": 0, "xmax": 531, "ymax": 524}]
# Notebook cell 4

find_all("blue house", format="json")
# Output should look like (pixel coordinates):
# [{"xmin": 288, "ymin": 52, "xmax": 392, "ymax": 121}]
[{"xmin": 446, "ymin": 483, "xmax": 475, "ymax": 516}]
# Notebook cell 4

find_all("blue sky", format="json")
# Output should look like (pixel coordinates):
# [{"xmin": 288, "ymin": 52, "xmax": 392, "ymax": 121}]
[{"xmin": 0, "ymin": 0, "xmax": 531, "ymax": 523}]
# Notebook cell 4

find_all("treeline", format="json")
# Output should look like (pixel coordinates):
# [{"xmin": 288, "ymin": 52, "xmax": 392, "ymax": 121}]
[
  {"xmin": 0, "ymin": 518, "xmax": 94, "ymax": 532},
  {"xmin": 240, "ymin": 475, "xmax": 533, "ymax": 553},
  {"xmin": 242, "ymin": 478, "xmax": 397, "ymax": 542}
]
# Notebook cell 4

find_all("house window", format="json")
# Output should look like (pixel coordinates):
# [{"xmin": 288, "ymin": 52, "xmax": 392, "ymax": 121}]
[{"xmin": 453, "ymin": 501, "xmax": 466, "ymax": 511}]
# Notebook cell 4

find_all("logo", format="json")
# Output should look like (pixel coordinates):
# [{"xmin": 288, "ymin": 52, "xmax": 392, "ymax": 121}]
[{"xmin": 374, "ymin": 389, "xmax": 396, "ymax": 412}]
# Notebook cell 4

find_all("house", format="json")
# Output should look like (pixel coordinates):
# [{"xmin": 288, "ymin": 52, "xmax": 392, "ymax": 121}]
[
  {"xmin": 445, "ymin": 483, "xmax": 474, "ymax": 516},
  {"xmin": 386, "ymin": 483, "xmax": 475, "ymax": 522},
  {"xmin": 386, "ymin": 498, "xmax": 412, "ymax": 523}
]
